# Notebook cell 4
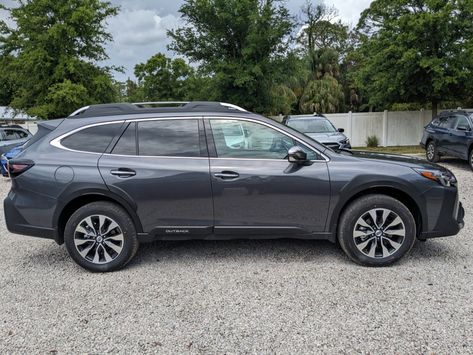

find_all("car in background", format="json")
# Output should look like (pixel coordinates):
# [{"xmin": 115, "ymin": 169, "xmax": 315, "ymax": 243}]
[
  {"xmin": 0, "ymin": 142, "xmax": 28, "ymax": 177},
  {"xmin": 420, "ymin": 110, "xmax": 473, "ymax": 170},
  {"xmin": 0, "ymin": 125, "xmax": 32, "ymax": 155},
  {"xmin": 282, "ymin": 114, "xmax": 351, "ymax": 150}
]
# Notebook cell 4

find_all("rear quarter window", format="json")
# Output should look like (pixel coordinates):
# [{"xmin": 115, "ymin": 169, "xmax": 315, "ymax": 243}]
[{"xmin": 61, "ymin": 123, "xmax": 123, "ymax": 153}]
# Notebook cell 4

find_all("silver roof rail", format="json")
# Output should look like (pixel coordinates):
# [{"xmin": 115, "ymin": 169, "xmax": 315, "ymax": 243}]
[
  {"xmin": 69, "ymin": 106, "xmax": 90, "ymax": 117},
  {"xmin": 220, "ymin": 102, "xmax": 247, "ymax": 112},
  {"xmin": 132, "ymin": 101, "xmax": 189, "ymax": 106}
]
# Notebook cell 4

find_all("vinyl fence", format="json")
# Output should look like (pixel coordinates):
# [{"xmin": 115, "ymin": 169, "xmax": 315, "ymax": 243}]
[{"xmin": 275, "ymin": 109, "xmax": 469, "ymax": 147}]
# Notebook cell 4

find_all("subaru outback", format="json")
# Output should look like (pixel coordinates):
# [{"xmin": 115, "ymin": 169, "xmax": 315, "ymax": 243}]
[{"xmin": 4, "ymin": 102, "xmax": 465, "ymax": 272}]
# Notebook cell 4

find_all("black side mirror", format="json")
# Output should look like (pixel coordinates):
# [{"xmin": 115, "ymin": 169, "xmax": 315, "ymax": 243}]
[
  {"xmin": 338, "ymin": 128, "xmax": 345, "ymax": 133},
  {"xmin": 287, "ymin": 146, "xmax": 308, "ymax": 164},
  {"xmin": 457, "ymin": 125, "xmax": 470, "ymax": 131}
]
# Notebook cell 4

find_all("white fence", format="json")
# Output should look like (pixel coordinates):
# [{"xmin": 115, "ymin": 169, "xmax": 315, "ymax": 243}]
[{"xmin": 276, "ymin": 109, "xmax": 469, "ymax": 147}]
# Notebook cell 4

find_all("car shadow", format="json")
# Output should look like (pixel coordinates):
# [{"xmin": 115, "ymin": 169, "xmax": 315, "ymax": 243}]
[
  {"xmin": 438, "ymin": 157, "xmax": 471, "ymax": 171},
  {"xmin": 21, "ymin": 237, "xmax": 458, "ymax": 271}
]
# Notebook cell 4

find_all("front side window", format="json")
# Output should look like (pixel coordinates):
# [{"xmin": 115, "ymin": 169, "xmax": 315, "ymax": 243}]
[
  {"xmin": 210, "ymin": 119, "xmax": 319, "ymax": 160},
  {"xmin": 453, "ymin": 115, "xmax": 470, "ymax": 130},
  {"xmin": 3, "ymin": 129, "xmax": 20, "ymax": 140},
  {"xmin": 61, "ymin": 123, "xmax": 122, "ymax": 153},
  {"xmin": 138, "ymin": 119, "xmax": 200, "ymax": 157}
]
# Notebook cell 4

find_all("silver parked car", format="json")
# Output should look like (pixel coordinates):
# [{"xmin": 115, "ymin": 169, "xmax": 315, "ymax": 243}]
[
  {"xmin": 0, "ymin": 125, "xmax": 32, "ymax": 154},
  {"xmin": 283, "ymin": 114, "xmax": 351, "ymax": 150}
]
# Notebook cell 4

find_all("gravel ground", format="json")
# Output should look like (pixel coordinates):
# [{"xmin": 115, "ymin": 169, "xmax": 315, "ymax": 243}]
[{"xmin": 0, "ymin": 158, "xmax": 472, "ymax": 354}]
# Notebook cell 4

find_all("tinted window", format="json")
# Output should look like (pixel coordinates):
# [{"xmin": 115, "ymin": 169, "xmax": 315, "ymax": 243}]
[
  {"xmin": 287, "ymin": 118, "xmax": 336, "ymax": 133},
  {"xmin": 210, "ymin": 119, "xmax": 318, "ymax": 160},
  {"xmin": 138, "ymin": 120, "xmax": 200, "ymax": 157},
  {"xmin": 61, "ymin": 123, "xmax": 122, "ymax": 153},
  {"xmin": 17, "ymin": 130, "xmax": 28, "ymax": 138},
  {"xmin": 453, "ymin": 115, "xmax": 470, "ymax": 130},
  {"xmin": 112, "ymin": 123, "xmax": 136, "ymax": 155},
  {"xmin": 3, "ymin": 129, "xmax": 20, "ymax": 140}
]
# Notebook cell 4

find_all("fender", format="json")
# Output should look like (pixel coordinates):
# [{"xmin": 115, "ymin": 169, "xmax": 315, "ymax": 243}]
[
  {"xmin": 326, "ymin": 175, "xmax": 427, "ymax": 235},
  {"xmin": 53, "ymin": 185, "xmax": 143, "ymax": 243}
]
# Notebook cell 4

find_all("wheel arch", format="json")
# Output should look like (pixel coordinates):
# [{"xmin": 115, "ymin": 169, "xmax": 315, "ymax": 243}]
[
  {"xmin": 54, "ymin": 190, "xmax": 143, "ymax": 245},
  {"xmin": 330, "ymin": 186, "xmax": 424, "ymax": 240}
]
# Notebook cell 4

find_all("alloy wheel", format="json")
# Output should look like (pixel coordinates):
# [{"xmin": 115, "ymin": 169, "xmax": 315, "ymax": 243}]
[
  {"xmin": 352, "ymin": 208, "xmax": 406, "ymax": 259},
  {"xmin": 427, "ymin": 143, "xmax": 435, "ymax": 160},
  {"xmin": 74, "ymin": 215, "xmax": 124, "ymax": 264}
]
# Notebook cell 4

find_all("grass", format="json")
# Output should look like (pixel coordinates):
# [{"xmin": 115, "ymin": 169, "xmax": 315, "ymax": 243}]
[{"xmin": 352, "ymin": 145, "xmax": 425, "ymax": 155}]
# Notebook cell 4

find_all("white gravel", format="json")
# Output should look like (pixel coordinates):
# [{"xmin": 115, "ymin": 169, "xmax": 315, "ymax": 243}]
[{"xmin": 0, "ymin": 157, "xmax": 472, "ymax": 354}]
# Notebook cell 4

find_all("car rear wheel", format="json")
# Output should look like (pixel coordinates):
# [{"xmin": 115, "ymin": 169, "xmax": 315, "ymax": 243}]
[
  {"xmin": 426, "ymin": 141, "xmax": 439, "ymax": 162},
  {"xmin": 469, "ymin": 148, "xmax": 473, "ymax": 171},
  {"xmin": 64, "ymin": 201, "xmax": 139, "ymax": 272},
  {"xmin": 338, "ymin": 194, "xmax": 416, "ymax": 266}
]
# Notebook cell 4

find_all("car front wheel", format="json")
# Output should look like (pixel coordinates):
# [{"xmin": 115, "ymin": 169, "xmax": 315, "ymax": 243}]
[
  {"xmin": 338, "ymin": 194, "xmax": 416, "ymax": 266},
  {"xmin": 64, "ymin": 201, "xmax": 139, "ymax": 272},
  {"xmin": 426, "ymin": 141, "xmax": 439, "ymax": 162},
  {"xmin": 469, "ymin": 148, "xmax": 473, "ymax": 171}
]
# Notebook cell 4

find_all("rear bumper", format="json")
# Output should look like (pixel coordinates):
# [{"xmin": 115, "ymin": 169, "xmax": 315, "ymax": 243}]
[{"xmin": 4, "ymin": 192, "xmax": 58, "ymax": 242}]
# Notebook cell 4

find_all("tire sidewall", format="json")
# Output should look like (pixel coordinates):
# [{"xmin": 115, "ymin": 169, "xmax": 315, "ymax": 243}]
[
  {"xmin": 469, "ymin": 149, "xmax": 473, "ymax": 171},
  {"xmin": 64, "ymin": 202, "xmax": 138, "ymax": 272},
  {"xmin": 339, "ymin": 195, "xmax": 416, "ymax": 266},
  {"xmin": 426, "ymin": 141, "xmax": 438, "ymax": 162}
]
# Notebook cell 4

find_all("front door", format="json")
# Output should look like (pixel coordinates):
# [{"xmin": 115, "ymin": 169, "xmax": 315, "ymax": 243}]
[
  {"xmin": 98, "ymin": 118, "xmax": 213, "ymax": 237},
  {"xmin": 205, "ymin": 118, "xmax": 331, "ymax": 236}
]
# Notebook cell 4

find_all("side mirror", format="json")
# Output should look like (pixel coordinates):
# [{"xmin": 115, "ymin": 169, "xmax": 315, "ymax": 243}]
[
  {"xmin": 287, "ymin": 146, "xmax": 308, "ymax": 164},
  {"xmin": 338, "ymin": 128, "xmax": 345, "ymax": 133},
  {"xmin": 457, "ymin": 125, "xmax": 470, "ymax": 131}
]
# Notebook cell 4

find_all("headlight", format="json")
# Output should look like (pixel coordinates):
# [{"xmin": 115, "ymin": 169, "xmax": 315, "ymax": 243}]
[
  {"xmin": 413, "ymin": 168, "xmax": 457, "ymax": 187},
  {"xmin": 341, "ymin": 138, "xmax": 350, "ymax": 145}
]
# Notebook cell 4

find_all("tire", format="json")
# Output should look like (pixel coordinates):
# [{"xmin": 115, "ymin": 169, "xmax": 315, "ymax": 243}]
[
  {"xmin": 64, "ymin": 201, "xmax": 139, "ymax": 272},
  {"xmin": 469, "ymin": 148, "xmax": 473, "ymax": 171},
  {"xmin": 426, "ymin": 141, "xmax": 440, "ymax": 162},
  {"xmin": 338, "ymin": 194, "xmax": 416, "ymax": 266}
]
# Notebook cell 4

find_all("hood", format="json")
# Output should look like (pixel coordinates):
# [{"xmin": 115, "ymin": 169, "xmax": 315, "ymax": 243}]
[
  {"xmin": 350, "ymin": 150, "xmax": 447, "ymax": 170},
  {"xmin": 305, "ymin": 132, "xmax": 347, "ymax": 143}
]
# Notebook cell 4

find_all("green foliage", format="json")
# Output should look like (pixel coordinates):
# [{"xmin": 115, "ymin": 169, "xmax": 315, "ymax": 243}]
[
  {"xmin": 354, "ymin": 0, "xmax": 473, "ymax": 117},
  {"xmin": 168, "ymin": 0, "xmax": 294, "ymax": 113},
  {"xmin": 134, "ymin": 53, "xmax": 195, "ymax": 101},
  {"xmin": 0, "ymin": 0, "xmax": 119, "ymax": 119},
  {"xmin": 365, "ymin": 135, "xmax": 379, "ymax": 148}
]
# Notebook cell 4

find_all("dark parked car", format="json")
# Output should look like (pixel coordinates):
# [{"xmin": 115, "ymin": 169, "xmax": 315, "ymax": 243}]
[
  {"xmin": 283, "ymin": 114, "xmax": 351, "ymax": 150},
  {"xmin": 4, "ymin": 102, "xmax": 464, "ymax": 272},
  {"xmin": 0, "ymin": 125, "xmax": 32, "ymax": 155},
  {"xmin": 420, "ymin": 110, "xmax": 473, "ymax": 170}
]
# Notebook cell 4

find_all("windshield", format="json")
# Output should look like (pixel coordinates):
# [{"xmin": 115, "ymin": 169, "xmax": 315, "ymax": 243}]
[{"xmin": 287, "ymin": 118, "xmax": 337, "ymax": 134}]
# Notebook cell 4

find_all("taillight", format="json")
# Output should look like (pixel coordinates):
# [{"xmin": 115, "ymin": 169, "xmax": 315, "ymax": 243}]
[{"xmin": 8, "ymin": 159, "xmax": 34, "ymax": 177}]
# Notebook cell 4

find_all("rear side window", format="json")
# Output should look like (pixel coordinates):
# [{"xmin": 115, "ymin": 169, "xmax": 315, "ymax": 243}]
[
  {"xmin": 3, "ymin": 129, "xmax": 20, "ymax": 140},
  {"xmin": 61, "ymin": 123, "xmax": 122, "ymax": 153},
  {"xmin": 112, "ymin": 122, "xmax": 136, "ymax": 155},
  {"xmin": 138, "ymin": 119, "xmax": 200, "ymax": 157}
]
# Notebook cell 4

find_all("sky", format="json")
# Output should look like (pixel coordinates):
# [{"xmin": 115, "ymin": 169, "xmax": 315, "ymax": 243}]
[{"xmin": 0, "ymin": 0, "xmax": 373, "ymax": 81}]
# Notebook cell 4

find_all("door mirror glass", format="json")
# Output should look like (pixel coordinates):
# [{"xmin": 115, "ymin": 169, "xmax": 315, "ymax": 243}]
[
  {"xmin": 338, "ymin": 128, "xmax": 345, "ymax": 133},
  {"xmin": 287, "ymin": 146, "xmax": 308, "ymax": 164}
]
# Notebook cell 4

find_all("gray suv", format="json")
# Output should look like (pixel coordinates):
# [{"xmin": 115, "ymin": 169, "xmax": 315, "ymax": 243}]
[{"xmin": 4, "ymin": 102, "xmax": 464, "ymax": 272}]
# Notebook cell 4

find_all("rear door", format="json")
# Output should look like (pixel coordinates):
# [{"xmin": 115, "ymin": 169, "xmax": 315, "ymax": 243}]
[
  {"xmin": 449, "ymin": 114, "xmax": 471, "ymax": 159},
  {"xmin": 98, "ymin": 118, "xmax": 214, "ymax": 237}
]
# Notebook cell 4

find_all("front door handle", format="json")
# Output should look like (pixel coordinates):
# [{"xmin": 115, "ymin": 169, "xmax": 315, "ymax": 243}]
[
  {"xmin": 110, "ymin": 168, "xmax": 136, "ymax": 178},
  {"xmin": 214, "ymin": 171, "xmax": 239, "ymax": 179}
]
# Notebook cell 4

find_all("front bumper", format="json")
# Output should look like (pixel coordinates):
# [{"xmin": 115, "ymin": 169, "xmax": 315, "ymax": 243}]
[{"xmin": 420, "ymin": 201, "xmax": 465, "ymax": 239}]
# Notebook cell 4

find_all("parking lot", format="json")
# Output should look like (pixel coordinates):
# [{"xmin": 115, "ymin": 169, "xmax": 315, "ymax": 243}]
[{"xmin": 0, "ymin": 158, "xmax": 472, "ymax": 354}]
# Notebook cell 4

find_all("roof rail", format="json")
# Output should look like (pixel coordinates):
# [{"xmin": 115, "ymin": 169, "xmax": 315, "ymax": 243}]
[{"xmin": 67, "ymin": 101, "xmax": 248, "ymax": 118}]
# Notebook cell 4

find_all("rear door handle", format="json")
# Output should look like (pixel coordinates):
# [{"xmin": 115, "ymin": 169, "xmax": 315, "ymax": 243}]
[
  {"xmin": 214, "ymin": 171, "xmax": 239, "ymax": 179},
  {"xmin": 110, "ymin": 168, "xmax": 136, "ymax": 178}
]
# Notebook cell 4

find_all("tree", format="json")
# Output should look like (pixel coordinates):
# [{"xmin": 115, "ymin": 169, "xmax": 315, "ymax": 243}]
[
  {"xmin": 355, "ymin": 0, "xmax": 473, "ymax": 117},
  {"xmin": 168, "ymin": 0, "xmax": 294, "ymax": 113},
  {"xmin": 134, "ymin": 53, "xmax": 194, "ymax": 101},
  {"xmin": 0, "ymin": 0, "xmax": 119, "ymax": 119}
]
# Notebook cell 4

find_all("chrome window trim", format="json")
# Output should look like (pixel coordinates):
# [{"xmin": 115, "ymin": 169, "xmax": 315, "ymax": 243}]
[{"xmin": 49, "ymin": 116, "xmax": 329, "ymax": 162}]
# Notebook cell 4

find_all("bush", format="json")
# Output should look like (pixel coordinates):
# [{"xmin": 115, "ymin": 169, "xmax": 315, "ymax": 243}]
[{"xmin": 366, "ymin": 135, "xmax": 379, "ymax": 148}]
